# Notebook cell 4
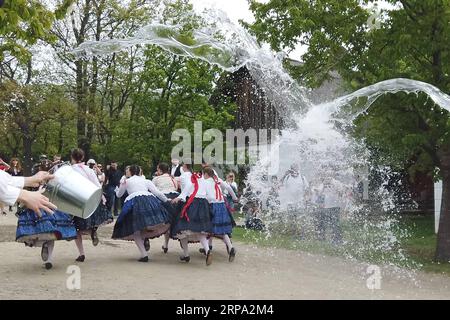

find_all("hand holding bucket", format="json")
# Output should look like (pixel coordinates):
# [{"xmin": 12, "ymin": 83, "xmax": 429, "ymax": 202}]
[{"xmin": 27, "ymin": 171, "xmax": 55, "ymax": 188}]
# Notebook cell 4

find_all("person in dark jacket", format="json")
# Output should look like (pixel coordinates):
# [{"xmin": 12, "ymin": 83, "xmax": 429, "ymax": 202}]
[{"xmin": 105, "ymin": 161, "xmax": 123, "ymax": 216}]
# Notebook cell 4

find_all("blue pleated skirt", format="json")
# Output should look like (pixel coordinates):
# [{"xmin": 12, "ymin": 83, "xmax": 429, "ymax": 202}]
[
  {"xmin": 73, "ymin": 203, "xmax": 113, "ymax": 233},
  {"xmin": 16, "ymin": 208, "xmax": 77, "ymax": 245},
  {"xmin": 211, "ymin": 202, "xmax": 234, "ymax": 236},
  {"xmin": 112, "ymin": 195, "xmax": 170, "ymax": 240}
]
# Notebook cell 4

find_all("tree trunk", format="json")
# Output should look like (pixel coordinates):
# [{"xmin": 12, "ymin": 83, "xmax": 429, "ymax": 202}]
[
  {"xmin": 75, "ymin": 60, "xmax": 87, "ymax": 152},
  {"xmin": 22, "ymin": 134, "xmax": 33, "ymax": 176},
  {"xmin": 58, "ymin": 118, "xmax": 64, "ymax": 154},
  {"xmin": 85, "ymin": 4, "xmax": 103, "ymax": 160},
  {"xmin": 435, "ymin": 148, "xmax": 450, "ymax": 262},
  {"xmin": 86, "ymin": 55, "xmax": 99, "ymax": 160}
]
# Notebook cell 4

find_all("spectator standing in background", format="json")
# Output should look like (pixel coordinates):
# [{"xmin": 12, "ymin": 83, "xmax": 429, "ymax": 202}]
[
  {"xmin": 171, "ymin": 158, "xmax": 183, "ymax": 177},
  {"xmin": 223, "ymin": 172, "xmax": 238, "ymax": 211},
  {"xmin": 105, "ymin": 161, "xmax": 123, "ymax": 216},
  {"xmin": 6, "ymin": 157, "xmax": 23, "ymax": 213}
]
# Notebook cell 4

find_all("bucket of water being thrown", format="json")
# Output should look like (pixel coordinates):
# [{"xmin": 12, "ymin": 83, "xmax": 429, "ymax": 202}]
[{"xmin": 43, "ymin": 162, "xmax": 102, "ymax": 219}]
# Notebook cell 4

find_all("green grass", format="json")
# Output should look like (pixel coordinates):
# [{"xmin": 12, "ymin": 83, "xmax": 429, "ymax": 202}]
[
  {"xmin": 232, "ymin": 214, "xmax": 450, "ymax": 276},
  {"xmin": 233, "ymin": 227, "xmax": 344, "ymax": 256},
  {"xmin": 398, "ymin": 215, "xmax": 450, "ymax": 275}
]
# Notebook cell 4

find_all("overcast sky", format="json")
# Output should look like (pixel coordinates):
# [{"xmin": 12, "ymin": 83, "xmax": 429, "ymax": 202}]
[
  {"xmin": 190, "ymin": 0, "xmax": 257, "ymax": 24},
  {"xmin": 190, "ymin": 0, "xmax": 396, "ymax": 23},
  {"xmin": 189, "ymin": 0, "xmax": 309, "ymax": 58},
  {"xmin": 189, "ymin": 0, "xmax": 398, "ymax": 60}
]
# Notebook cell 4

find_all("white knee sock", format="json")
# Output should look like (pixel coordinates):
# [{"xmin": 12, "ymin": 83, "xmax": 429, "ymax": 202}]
[
  {"xmin": 46, "ymin": 241, "xmax": 55, "ymax": 263},
  {"xmin": 164, "ymin": 232, "xmax": 170, "ymax": 248},
  {"xmin": 223, "ymin": 234, "xmax": 233, "ymax": 251},
  {"xmin": 200, "ymin": 236, "xmax": 210, "ymax": 254},
  {"xmin": 133, "ymin": 231, "xmax": 147, "ymax": 258},
  {"xmin": 180, "ymin": 238, "xmax": 189, "ymax": 257},
  {"xmin": 75, "ymin": 232, "xmax": 85, "ymax": 256}
]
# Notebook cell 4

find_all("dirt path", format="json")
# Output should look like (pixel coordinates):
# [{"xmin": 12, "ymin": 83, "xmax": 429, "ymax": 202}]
[{"xmin": 1, "ymin": 213, "xmax": 450, "ymax": 299}]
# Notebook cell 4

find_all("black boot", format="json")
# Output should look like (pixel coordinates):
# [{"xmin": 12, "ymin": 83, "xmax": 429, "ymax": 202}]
[
  {"xmin": 228, "ymin": 247, "xmax": 236, "ymax": 262},
  {"xmin": 41, "ymin": 242, "xmax": 49, "ymax": 262},
  {"xmin": 138, "ymin": 256, "xmax": 149, "ymax": 262},
  {"xmin": 144, "ymin": 238, "xmax": 150, "ymax": 251},
  {"xmin": 91, "ymin": 228, "xmax": 99, "ymax": 246},
  {"xmin": 179, "ymin": 256, "xmax": 190, "ymax": 263}
]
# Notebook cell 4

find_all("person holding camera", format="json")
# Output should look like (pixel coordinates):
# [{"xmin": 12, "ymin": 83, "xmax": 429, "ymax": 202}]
[
  {"xmin": 52, "ymin": 154, "xmax": 62, "ymax": 166},
  {"xmin": 87, "ymin": 159, "xmax": 105, "ymax": 186},
  {"xmin": 31, "ymin": 155, "xmax": 50, "ymax": 175}
]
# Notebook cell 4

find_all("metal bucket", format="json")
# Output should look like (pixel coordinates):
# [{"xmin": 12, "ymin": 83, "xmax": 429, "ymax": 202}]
[{"xmin": 44, "ymin": 162, "xmax": 102, "ymax": 219}]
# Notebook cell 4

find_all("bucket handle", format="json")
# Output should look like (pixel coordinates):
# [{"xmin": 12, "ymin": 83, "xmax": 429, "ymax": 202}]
[
  {"xmin": 48, "ymin": 161, "xmax": 71, "ymax": 174},
  {"xmin": 41, "ymin": 161, "xmax": 71, "ymax": 189}
]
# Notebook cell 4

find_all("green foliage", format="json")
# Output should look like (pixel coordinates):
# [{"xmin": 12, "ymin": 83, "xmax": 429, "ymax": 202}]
[
  {"xmin": 246, "ymin": 0, "xmax": 370, "ymax": 87},
  {"xmin": 0, "ymin": 0, "xmax": 74, "ymax": 62},
  {"xmin": 0, "ymin": 80, "xmax": 76, "ymax": 161},
  {"xmin": 0, "ymin": 0, "xmax": 236, "ymax": 174},
  {"xmin": 93, "ymin": 44, "xmax": 236, "ymax": 173},
  {"xmin": 84, "ymin": 0, "xmax": 236, "ymax": 172},
  {"xmin": 247, "ymin": 0, "xmax": 450, "ymax": 180}
]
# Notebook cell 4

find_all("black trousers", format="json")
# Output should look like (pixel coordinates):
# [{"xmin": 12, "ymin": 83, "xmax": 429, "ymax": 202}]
[{"xmin": 314, "ymin": 207, "xmax": 343, "ymax": 244}]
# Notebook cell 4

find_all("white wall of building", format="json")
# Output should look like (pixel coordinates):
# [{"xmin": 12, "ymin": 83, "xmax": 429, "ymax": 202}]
[{"xmin": 435, "ymin": 180, "xmax": 443, "ymax": 233}]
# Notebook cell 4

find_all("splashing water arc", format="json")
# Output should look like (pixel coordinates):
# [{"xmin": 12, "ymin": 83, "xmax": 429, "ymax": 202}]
[
  {"xmin": 323, "ymin": 78, "xmax": 450, "ymax": 120},
  {"xmin": 72, "ymin": 11, "xmax": 450, "ymax": 118},
  {"xmin": 73, "ymin": 8, "xmax": 450, "ymax": 269}
]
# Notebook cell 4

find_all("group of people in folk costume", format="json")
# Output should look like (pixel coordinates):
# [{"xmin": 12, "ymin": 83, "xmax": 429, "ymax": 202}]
[
  {"xmin": 8, "ymin": 149, "xmax": 238, "ymax": 269},
  {"xmin": 112, "ymin": 162, "xmax": 238, "ymax": 265},
  {"xmin": 15, "ymin": 149, "xmax": 113, "ymax": 269}
]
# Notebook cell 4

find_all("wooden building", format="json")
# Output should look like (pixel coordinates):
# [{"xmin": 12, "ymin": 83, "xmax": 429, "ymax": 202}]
[{"xmin": 211, "ymin": 66, "xmax": 284, "ymax": 132}]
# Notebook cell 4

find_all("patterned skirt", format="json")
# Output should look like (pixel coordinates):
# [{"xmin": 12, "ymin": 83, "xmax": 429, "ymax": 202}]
[
  {"xmin": 16, "ymin": 208, "xmax": 77, "ymax": 246},
  {"xmin": 112, "ymin": 195, "xmax": 170, "ymax": 240},
  {"xmin": 73, "ymin": 203, "xmax": 113, "ymax": 233},
  {"xmin": 211, "ymin": 202, "xmax": 235, "ymax": 237},
  {"xmin": 171, "ymin": 197, "xmax": 212, "ymax": 242}
]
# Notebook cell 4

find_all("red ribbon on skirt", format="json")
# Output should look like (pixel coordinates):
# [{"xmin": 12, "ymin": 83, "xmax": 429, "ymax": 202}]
[
  {"xmin": 213, "ymin": 176, "xmax": 223, "ymax": 201},
  {"xmin": 180, "ymin": 172, "xmax": 202, "ymax": 222}
]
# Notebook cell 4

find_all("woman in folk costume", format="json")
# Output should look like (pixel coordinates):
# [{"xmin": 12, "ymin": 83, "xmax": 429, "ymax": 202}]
[
  {"xmin": 171, "ymin": 164, "xmax": 214, "ymax": 266},
  {"xmin": 70, "ymin": 148, "xmax": 113, "ymax": 263},
  {"xmin": 168, "ymin": 161, "xmax": 192, "ymax": 241},
  {"xmin": 112, "ymin": 165, "xmax": 170, "ymax": 262},
  {"xmin": 202, "ymin": 166, "xmax": 239, "ymax": 262},
  {"xmin": 152, "ymin": 162, "xmax": 179, "ymax": 253},
  {"xmin": 15, "ymin": 161, "xmax": 77, "ymax": 270}
]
